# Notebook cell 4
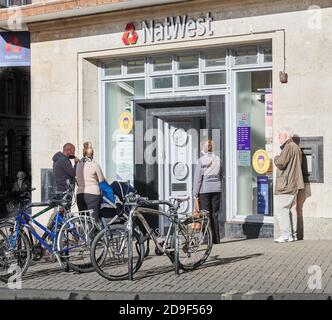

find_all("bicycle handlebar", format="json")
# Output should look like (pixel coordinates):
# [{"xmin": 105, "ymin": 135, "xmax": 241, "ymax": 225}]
[{"xmin": 125, "ymin": 193, "xmax": 183, "ymax": 209}]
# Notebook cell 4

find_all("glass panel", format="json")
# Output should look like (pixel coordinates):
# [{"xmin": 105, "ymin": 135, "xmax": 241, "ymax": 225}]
[
  {"xmin": 262, "ymin": 45, "xmax": 272, "ymax": 63},
  {"xmin": 127, "ymin": 60, "xmax": 145, "ymax": 74},
  {"xmin": 104, "ymin": 60, "xmax": 122, "ymax": 76},
  {"xmin": 234, "ymin": 46, "xmax": 258, "ymax": 65},
  {"xmin": 178, "ymin": 55, "xmax": 199, "ymax": 70},
  {"xmin": 177, "ymin": 74, "xmax": 199, "ymax": 87},
  {"xmin": 205, "ymin": 51, "xmax": 226, "ymax": 67},
  {"xmin": 152, "ymin": 76, "xmax": 173, "ymax": 90},
  {"xmin": 105, "ymin": 80, "xmax": 145, "ymax": 184},
  {"xmin": 236, "ymin": 71, "xmax": 273, "ymax": 217},
  {"xmin": 152, "ymin": 56, "xmax": 172, "ymax": 72},
  {"xmin": 204, "ymin": 72, "xmax": 226, "ymax": 85}
]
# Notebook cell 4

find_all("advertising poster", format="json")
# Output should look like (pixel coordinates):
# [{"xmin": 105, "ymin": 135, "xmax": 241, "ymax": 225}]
[
  {"xmin": 265, "ymin": 92, "xmax": 273, "ymax": 159},
  {"xmin": 116, "ymin": 134, "xmax": 134, "ymax": 184},
  {"xmin": 0, "ymin": 32, "xmax": 30, "ymax": 67},
  {"xmin": 237, "ymin": 113, "xmax": 251, "ymax": 167},
  {"xmin": 257, "ymin": 176, "xmax": 269, "ymax": 215}
]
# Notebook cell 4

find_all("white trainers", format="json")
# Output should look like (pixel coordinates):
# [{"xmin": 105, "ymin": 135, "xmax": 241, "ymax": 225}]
[
  {"xmin": 287, "ymin": 236, "xmax": 297, "ymax": 242},
  {"xmin": 274, "ymin": 236, "xmax": 288, "ymax": 243}
]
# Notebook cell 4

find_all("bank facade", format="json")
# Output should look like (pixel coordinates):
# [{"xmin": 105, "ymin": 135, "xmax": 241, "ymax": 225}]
[{"xmin": 1, "ymin": 0, "xmax": 331, "ymax": 239}]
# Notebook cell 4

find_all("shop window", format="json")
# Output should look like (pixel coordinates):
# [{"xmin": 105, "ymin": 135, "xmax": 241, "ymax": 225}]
[
  {"xmin": 152, "ymin": 56, "xmax": 172, "ymax": 72},
  {"xmin": 152, "ymin": 76, "xmax": 173, "ymax": 90},
  {"xmin": 204, "ymin": 72, "xmax": 226, "ymax": 86},
  {"xmin": 127, "ymin": 60, "xmax": 145, "ymax": 74},
  {"xmin": 177, "ymin": 55, "xmax": 199, "ymax": 70},
  {"xmin": 104, "ymin": 60, "xmax": 122, "ymax": 77},
  {"xmin": 177, "ymin": 74, "xmax": 199, "ymax": 87},
  {"xmin": 233, "ymin": 46, "xmax": 258, "ymax": 65},
  {"xmin": 204, "ymin": 51, "xmax": 226, "ymax": 68},
  {"xmin": 236, "ymin": 70, "xmax": 273, "ymax": 217},
  {"xmin": 105, "ymin": 80, "xmax": 145, "ymax": 183}
]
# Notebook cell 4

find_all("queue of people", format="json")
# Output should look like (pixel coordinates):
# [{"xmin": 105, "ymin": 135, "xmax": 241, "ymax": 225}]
[{"xmin": 52, "ymin": 125, "xmax": 304, "ymax": 245}]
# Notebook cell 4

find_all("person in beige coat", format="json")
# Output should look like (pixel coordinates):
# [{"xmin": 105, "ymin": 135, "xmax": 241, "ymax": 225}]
[
  {"xmin": 76, "ymin": 142, "xmax": 105, "ymax": 222},
  {"xmin": 274, "ymin": 127, "xmax": 304, "ymax": 243}
]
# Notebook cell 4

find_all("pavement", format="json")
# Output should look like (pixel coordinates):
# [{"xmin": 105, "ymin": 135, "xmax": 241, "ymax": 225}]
[{"xmin": 1, "ymin": 238, "xmax": 332, "ymax": 300}]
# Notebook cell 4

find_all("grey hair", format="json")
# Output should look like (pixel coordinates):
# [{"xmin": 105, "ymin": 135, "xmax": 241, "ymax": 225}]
[{"xmin": 278, "ymin": 127, "xmax": 294, "ymax": 138}]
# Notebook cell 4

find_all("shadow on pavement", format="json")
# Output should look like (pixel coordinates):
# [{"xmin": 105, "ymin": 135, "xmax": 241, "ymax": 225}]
[
  {"xmin": 134, "ymin": 253, "xmax": 263, "ymax": 280},
  {"xmin": 198, "ymin": 253, "xmax": 263, "ymax": 269}
]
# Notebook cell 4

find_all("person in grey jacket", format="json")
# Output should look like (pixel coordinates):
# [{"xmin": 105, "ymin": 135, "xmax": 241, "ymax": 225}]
[{"xmin": 193, "ymin": 139, "xmax": 223, "ymax": 244}]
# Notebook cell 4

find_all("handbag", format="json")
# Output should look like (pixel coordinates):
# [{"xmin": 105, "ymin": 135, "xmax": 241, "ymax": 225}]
[{"xmin": 191, "ymin": 196, "xmax": 202, "ymax": 231}]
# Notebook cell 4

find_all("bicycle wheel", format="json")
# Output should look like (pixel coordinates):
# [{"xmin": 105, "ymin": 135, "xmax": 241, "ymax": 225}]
[
  {"xmin": 169, "ymin": 216, "xmax": 213, "ymax": 270},
  {"xmin": 91, "ymin": 224, "xmax": 144, "ymax": 281},
  {"xmin": 0, "ymin": 222, "xmax": 32, "ymax": 278},
  {"xmin": 57, "ymin": 214, "xmax": 101, "ymax": 273}
]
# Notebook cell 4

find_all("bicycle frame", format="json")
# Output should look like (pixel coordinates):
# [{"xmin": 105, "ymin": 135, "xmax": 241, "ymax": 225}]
[
  {"xmin": 133, "ymin": 207, "xmax": 178, "ymax": 254},
  {"xmin": 12, "ymin": 206, "xmax": 66, "ymax": 254},
  {"xmin": 127, "ymin": 202, "xmax": 180, "ymax": 280}
]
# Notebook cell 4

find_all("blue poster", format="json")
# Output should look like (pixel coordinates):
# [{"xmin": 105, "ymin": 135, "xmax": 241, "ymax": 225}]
[
  {"xmin": 0, "ymin": 32, "xmax": 30, "ymax": 67},
  {"xmin": 237, "ymin": 126, "xmax": 251, "ymax": 151},
  {"xmin": 257, "ymin": 176, "xmax": 269, "ymax": 215}
]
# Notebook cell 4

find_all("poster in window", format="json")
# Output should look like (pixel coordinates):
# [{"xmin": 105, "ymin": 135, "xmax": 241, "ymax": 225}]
[{"xmin": 116, "ymin": 134, "xmax": 134, "ymax": 184}]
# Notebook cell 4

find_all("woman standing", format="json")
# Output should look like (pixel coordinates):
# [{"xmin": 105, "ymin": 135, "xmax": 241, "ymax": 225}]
[
  {"xmin": 193, "ymin": 139, "xmax": 223, "ymax": 244},
  {"xmin": 76, "ymin": 142, "xmax": 105, "ymax": 222}
]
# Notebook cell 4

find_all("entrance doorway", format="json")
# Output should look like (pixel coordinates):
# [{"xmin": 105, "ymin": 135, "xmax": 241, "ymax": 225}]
[
  {"xmin": 134, "ymin": 96, "xmax": 225, "ymax": 234},
  {"xmin": 158, "ymin": 116, "xmax": 207, "ymax": 232}
]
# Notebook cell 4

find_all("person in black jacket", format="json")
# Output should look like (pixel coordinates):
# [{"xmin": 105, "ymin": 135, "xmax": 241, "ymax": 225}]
[
  {"xmin": 52, "ymin": 143, "xmax": 79, "ymax": 193},
  {"xmin": 41, "ymin": 143, "xmax": 80, "ymax": 251}
]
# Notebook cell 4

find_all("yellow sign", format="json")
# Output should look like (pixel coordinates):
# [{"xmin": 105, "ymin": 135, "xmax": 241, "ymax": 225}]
[
  {"xmin": 119, "ymin": 112, "xmax": 133, "ymax": 134},
  {"xmin": 252, "ymin": 149, "xmax": 270, "ymax": 174}
]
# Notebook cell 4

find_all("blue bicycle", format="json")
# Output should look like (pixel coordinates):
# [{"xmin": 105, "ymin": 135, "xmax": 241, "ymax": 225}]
[{"xmin": 0, "ymin": 185, "xmax": 100, "ymax": 278}]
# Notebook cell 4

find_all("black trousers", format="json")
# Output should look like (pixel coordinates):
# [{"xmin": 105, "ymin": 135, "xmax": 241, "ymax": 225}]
[
  {"xmin": 77, "ymin": 193, "xmax": 102, "ymax": 222},
  {"xmin": 199, "ymin": 192, "xmax": 221, "ymax": 244}
]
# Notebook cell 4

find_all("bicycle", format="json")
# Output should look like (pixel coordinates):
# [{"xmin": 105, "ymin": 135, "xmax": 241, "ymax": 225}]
[
  {"xmin": 0, "ymin": 184, "xmax": 100, "ymax": 278},
  {"xmin": 90, "ymin": 193, "xmax": 213, "ymax": 281}
]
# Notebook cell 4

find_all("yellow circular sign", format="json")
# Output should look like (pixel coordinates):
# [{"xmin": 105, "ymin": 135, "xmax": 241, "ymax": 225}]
[
  {"xmin": 119, "ymin": 112, "xmax": 133, "ymax": 134},
  {"xmin": 252, "ymin": 149, "xmax": 270, "ymax": 174}
]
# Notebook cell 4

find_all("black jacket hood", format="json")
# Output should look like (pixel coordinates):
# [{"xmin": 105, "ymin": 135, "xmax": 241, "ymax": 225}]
[{"xmin": 52, "ymin": 152, "xmax": 67, "ymax": 163}]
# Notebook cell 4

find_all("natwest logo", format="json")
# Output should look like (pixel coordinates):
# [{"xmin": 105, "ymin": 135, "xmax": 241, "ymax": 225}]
[
  {"xmin": 5, "ymin": 35, "xmax": 22, "ymax": 53},
  {"xmin": 122, "ymin": 23, "xmax": 138, "ymax": 45}
]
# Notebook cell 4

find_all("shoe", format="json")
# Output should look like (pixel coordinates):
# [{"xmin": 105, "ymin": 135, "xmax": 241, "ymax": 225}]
[
  {"xmin": 274, "ymin": 236, "xmax": 288, "ymax": 243},
  {"xmin": 287, "ymin": 236, "xmax": 297, "ymax": 242}
]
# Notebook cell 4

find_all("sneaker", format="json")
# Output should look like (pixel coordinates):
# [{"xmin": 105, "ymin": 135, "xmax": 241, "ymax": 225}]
[
  {"xmin": 287, "ymin": 236, "xmax": 297, "ymax": 242},
  {"xmin": 274, "ymin": 236, "xmax": 288, "ymax": 243}
]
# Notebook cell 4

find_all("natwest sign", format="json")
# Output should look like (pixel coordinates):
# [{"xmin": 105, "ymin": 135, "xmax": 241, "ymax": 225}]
[
  {"xmin": 0, "ymin": 32, "xmax": 30, "ymax": 67},
  {"xmin": 142, "ymin": 12, "xmax": 213, "ymax": 43},
  {"xmin": 122, "ymin": 23, "xmax": 138, "ymax": 45},
  {"xmin": 122, "ymin": 12, "xmax": 214, "ymax": 46}
]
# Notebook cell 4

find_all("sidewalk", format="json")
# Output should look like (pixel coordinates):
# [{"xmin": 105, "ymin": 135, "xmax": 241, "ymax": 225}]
[{"xmin": 1, "ymin": 238, "xmax": 332, "ymax": 300}]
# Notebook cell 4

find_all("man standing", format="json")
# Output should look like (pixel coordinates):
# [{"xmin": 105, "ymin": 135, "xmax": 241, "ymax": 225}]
[
  {"xmin": 274, "ymin": 128, "xmax": 304, "ymax": 243},
  {"xmin": 52, "ymin": 143, "xmax": 79, "ymax": 193},
  {"xmin": 40, "ymin": 143, "xmax": 79, "ymax": 257}
]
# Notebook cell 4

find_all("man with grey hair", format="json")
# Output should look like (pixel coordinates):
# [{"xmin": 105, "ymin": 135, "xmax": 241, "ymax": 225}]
[{"xmin": 274, "ymin": 127, "xmax": 304, "ymax": 243}]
